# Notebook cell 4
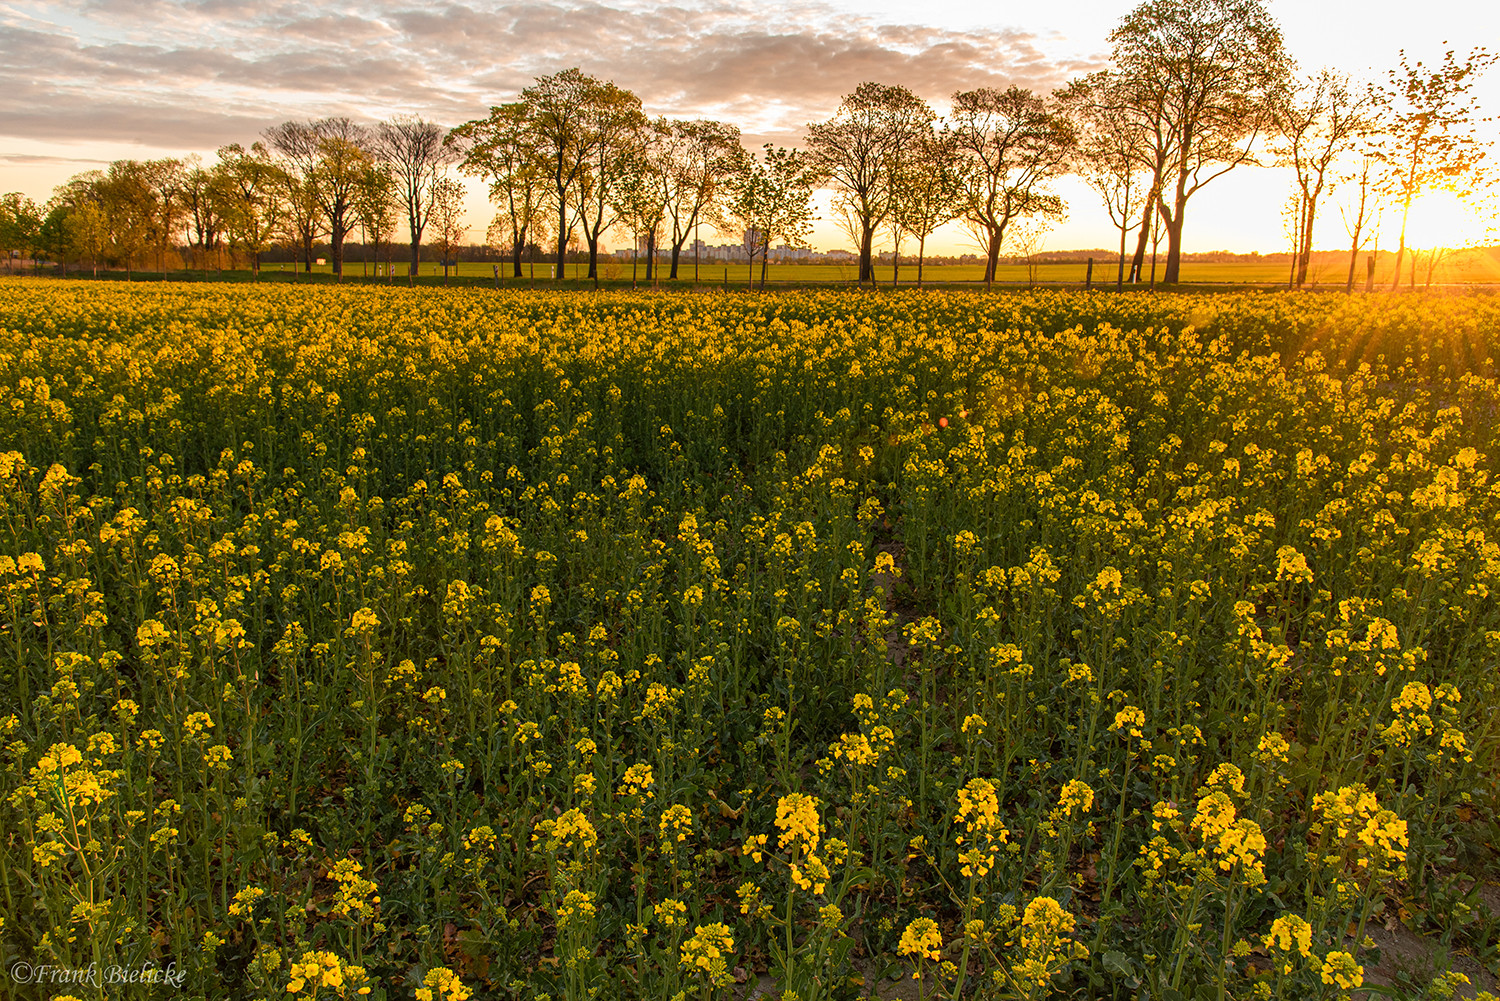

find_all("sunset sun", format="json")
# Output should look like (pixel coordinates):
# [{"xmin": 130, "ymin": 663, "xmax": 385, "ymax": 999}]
[{"xmin": 1402, "ymin": 187, "xmax": 1493, "ymax": 250}]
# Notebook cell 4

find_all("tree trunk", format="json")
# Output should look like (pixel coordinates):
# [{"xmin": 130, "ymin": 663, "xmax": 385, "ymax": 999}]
[
  {"xmin": 1161, "ymin": 210, "xmax": 1184, "ymax": 285},
  {"xmin": 859, "ymin": 222, "xmax": 875, "ymax": 284},
  {"xmin": 332, "ymin": 215, "xmax": 346, "ymax": 280},
  {"xmin": 556, "ymin": 199, "xmax": 568, "ymax": 281},
  {"xmin": 983, "ymin": 226, "xmax": 1001, "ymax": 287},
  {"xmin": 917, "ymin": 234, "xmax": 926, "ymax": 289},
  {"xmin": 669, "ymin": 242, "xmax": 682, "ymax": 280},
  {"xmin": 1117, "ymin": 223, "xmax": 1127, "ymax": 291},
  {"xmin": 1296, "ymin": 193, "xmax": 1318, "ymax": 287},
  {"xmin": 1129, "ymin": 202, "xmax": 1152, "ymax": 283},
  {"xmin": 409, "ymin": 235, "xmax": 422, "ymax": 277},
  {"xmin": 1390, "ymin": 195, "xmax": 1412, "ymax": 292},
  {"xmin": 303, "ymin": 233, "xmax": 313, "ymax": 273},
  {"xmin": 645, "ymin": 230, "xmax": 656, "ymax": 282}
]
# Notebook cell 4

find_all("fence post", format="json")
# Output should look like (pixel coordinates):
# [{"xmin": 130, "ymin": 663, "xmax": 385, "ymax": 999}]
[{"xmin": 1085, "ymin": 258, "xmax": 1093, "ymax": 290}]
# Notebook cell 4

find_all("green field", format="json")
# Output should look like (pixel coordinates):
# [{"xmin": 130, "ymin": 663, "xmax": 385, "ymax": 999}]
[{"xmin": 45, "ymin": 248, "xmax": 1500, "ymax": 288}]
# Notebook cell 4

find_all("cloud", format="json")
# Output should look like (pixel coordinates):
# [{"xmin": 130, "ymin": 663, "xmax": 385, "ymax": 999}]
[
  {"xmin": 0, "ymin": 153, "xmax": 111, "ymax": 166},
  {"xmin": 0, "ymin": 0, "xmax": 1107, "ymax": 155}
]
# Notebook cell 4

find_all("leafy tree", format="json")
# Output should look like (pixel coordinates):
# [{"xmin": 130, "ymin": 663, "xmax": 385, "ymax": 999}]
[
  {"xmin": 375, "ymin": 115, "xmax": 456, "ymax": 277},
  {"xmin": 610, "ymin": 119, "xmax": 671, "ymax": 285},
  {"xmin": 725, "ymin": 144, "xmax": 818, "ymax": 291},
  {"xmin": 218, "ymin": 143, "xmax": 287, "ymax": 278},
  {"xmin": 573, "ymin": 80, "xmax": 646, "ymax": 285},
  {"xmin": 889, "ymin": 125, "xmax": 964, "ymax": 287},
  {"xmin": 100, "ymin": 161, "xmax": 155, "ymax": 279},
  {"xmin": 808, "ymin": 83, "xmax": 934, "ymax": 284},
  {"xmin": 36, "ymin": 202, "xmax": 70, "ymax": 274},
  {"xmin": 51, "ymin": 176, "xmax": 106, "ymax": 276},
  {"xmin": 1370, "ymin": 45, "xmax": 1497, "ymax": 290},
  {"xmin": 519, "ymin": 68, "xmax": 601, "ymax": 280},
  {"xmin": 0, "ymin": 193, "xmax": 42, "ymax": 274},
  {"xmin": 659, "ymin": 119, "xmax": 742, "ymax": 280},
  {"xmin": 950, "ymin": 86, "xmax": 1075, "ymax": 286},
  {"xmin": 353, "ymin": 163, "xmax": 400, "ymax": 281},
  {"xmin": 1106, "ymin": 0, "xmax": 1292, "ymax": 283},
  {"xmin": 1274, "ymin": 70, "xmax": 1371, "ymax": 287},
  {"xmin": 450, "ymin": 103, "xmax": 552, "ymax": 279}
]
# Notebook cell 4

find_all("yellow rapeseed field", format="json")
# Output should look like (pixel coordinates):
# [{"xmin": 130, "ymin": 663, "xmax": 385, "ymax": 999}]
[{"xmin": 1, "ymin": 282, "xmax": 1497, "ymax": 1001}]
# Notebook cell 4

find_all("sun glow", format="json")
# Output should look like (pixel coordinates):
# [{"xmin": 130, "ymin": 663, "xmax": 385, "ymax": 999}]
[{"xmin": 1402, "ymin": 188, "xmax": 1494, "ymax": 250}]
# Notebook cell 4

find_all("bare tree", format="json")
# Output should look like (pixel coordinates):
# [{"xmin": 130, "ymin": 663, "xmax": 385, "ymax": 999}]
[
  {"xmin": 1337, "ymin": 155, "xmax": 1382, "ymax": 292},
  {"xmin": 951, "ymin": 86, "xmax": 1075, "ymax": 287},
  {"xmin": 183, "ymin": 156, "xmax": 230, "ymax": 273},
  {"xmin": 1060, "ymin": 73, "xmax": 1154, "ymax": 288},
  {"xmin": 141, "ymin": 158, "xmax": 188, "ymax": 278},
  {"xmin": 375, "ymin": 115, "xmax": 456, "ymax": 277},
  {"xmin": 1273, "ymin": 70, "xmax": 1371, "ymax": 287},
  {"xmin": 1371, "ymin": 45, "xmax": 1497, "ymax": 291},
  {"xmin": 263, "ymin": 121, "xmax": 325, "ymax": 273},
  {"xmin": 808, "ymin": 83, "xmax": 933, "ymax": 284},
  {"xmin": 265, "ymin": 118, "xmax": 372, "ymax": 278},
  {"xmin": 1106, "ymin": 0, "xmax": 1292, "ymax": 283},
  {"xmin": 429, "ymin": 177, "xmax": 468, "ymax": 283}
]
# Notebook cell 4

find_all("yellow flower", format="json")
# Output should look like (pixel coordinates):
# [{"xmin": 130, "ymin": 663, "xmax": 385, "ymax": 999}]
[
  {"xmin": 558, "ymin": 889, "xmax": 597, "ymax": 927},
  {"xmin": 418, "ymin": 966, "xmax": 472, "ymax": 1001},
  {"xmin": 774, "ymin": 792, "xmax": 822, "ymax": 853},
  {"xmin": 1056, "ymin": 779, "xmax": 1095, "ymax": 818},
  {"xmin": 618, "ymin": 762, "xmax": 655, "ymax": 798},
  {"xmin": 659, "ymin": 803, "xmax": 693, "ymax": 843},
  {"xmin": 654, "ymin": 897, "xmax": 687, "ymax": 928},
  {"xmin": 1320, "ymin": 951, "xmax": 1362, "ymax": 990},
  {"xmin": 680, "ymin": 922, "xmax": 735, "ymax": 985},
  {"xmin": 1111, "ymin": 706, "xmax": 1146, "ymax": 738},
  {"xmin": 898, "ymin": 916, "xmax": 942, "ymax": 963},
  {"xmin": 1265, "ymin": 914, "xmax": 1312, "ymax": 958}
]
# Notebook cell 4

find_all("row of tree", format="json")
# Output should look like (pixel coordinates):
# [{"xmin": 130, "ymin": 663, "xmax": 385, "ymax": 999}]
[
  {"xmin": 2, "ymin": 118, "xmax": 471, "ymax": 281},
  {"xmin": 2, "ymin": 0, "xmax": 1493, "ymax": 290}
]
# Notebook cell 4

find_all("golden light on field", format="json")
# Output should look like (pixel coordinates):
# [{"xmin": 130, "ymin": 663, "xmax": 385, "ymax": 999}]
[{"xmin": 1402, "ymin": 187, "xmax": 1494, "ymax": 250}]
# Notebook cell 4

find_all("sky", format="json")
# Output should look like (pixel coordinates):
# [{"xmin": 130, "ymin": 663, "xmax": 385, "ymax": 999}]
[{"xmin": 1, "ymin": 0, "xmax": 1497, "ymax": 255}]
